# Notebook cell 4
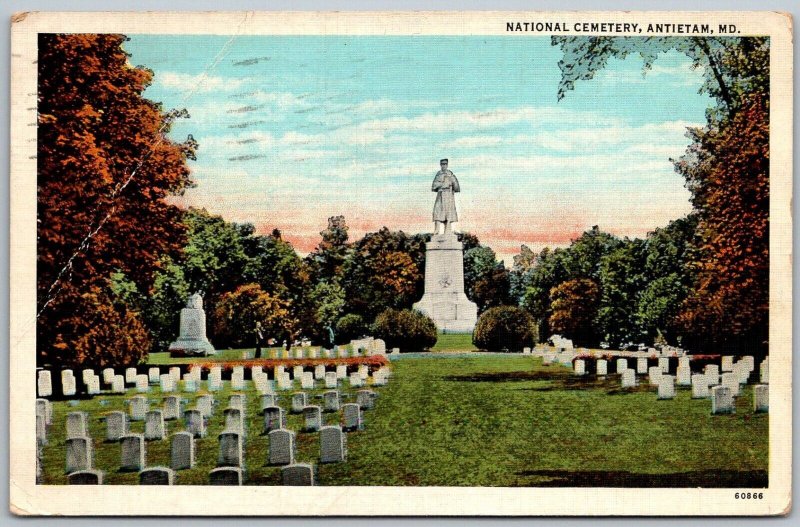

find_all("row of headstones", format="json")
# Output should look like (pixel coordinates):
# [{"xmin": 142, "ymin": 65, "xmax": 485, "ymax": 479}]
[
  {"xmin": 38, "ymin": 386, "xmax": 377, "ymax": 445},
  {"xmin": 246, "ymin": 341, "xmax": 393, "ymax": 360},
  {"xmin": 67, "ymin": 463, "xmax": 317, "ymax": 486},
  {"xmin": 38, "ymin": 363, "xmax": 392, "ymax": 398},
  {"xmin": 573, "ymin": 355, "xmax": 767, "ymax": 383},
  {"xmin": 571, "ymin": 356, "xmax": 769, "ymax": 414},
  {"xmin": 55, "ymin": 390, "xmax": 375, "ymax": 485}
]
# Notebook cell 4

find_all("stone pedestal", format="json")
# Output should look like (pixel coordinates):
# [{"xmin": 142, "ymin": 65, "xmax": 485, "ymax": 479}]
[
  {"xmin": 413, "ymin": 233, "xmax": 478, "ymax": 333},
  {"xmin": 169, "ymin": 305, "xmax": 215, "ymax": 357}
]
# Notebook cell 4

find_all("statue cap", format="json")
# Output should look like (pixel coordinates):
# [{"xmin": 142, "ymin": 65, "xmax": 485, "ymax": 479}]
[{"xmin": 440, "ymin": 158, "xmax": 448, "ymax": 164}]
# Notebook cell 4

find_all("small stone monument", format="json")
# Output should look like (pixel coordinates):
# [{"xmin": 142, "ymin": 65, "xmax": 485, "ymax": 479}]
[
  {"xmin": 412, "ymin": 159, "xmax": 478, "ymax": 333},
  {"xmin": 168, "ymin": 292, "xmax": 216, "ymax": 357}
]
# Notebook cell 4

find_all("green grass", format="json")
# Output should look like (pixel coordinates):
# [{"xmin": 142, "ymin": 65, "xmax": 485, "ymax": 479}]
[
  {"xmin": 39, "ymin": 355, "xmax": 767, "ymax": 486},
  {"xmin": 430, "ymin": 332, "xmax": 477, "ymax": 352}
]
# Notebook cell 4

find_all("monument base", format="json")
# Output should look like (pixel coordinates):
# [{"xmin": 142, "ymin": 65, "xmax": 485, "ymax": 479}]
[
  {"xmin": 168, "ymin": 306, "xmax": 216, "ymax": 357},
  {"xmin": 168, "ymin": 339, "xmax": 216, "ymax": 357},
  {"xmin": 413, "ymin": 291, "xmax": 478, "ymax": 333},
  {"xmin": 413, "ymin": 233, "xmax": 478, "ymax": 334}
]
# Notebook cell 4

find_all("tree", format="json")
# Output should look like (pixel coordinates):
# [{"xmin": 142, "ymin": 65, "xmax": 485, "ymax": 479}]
[
  {"xmin": 596, "ymin": 239, "xmax": 648, "ymax": 347},
  {"xmin": 372, "ymin": 309, "xmax": 437, "ymax": 352},
  {"xmin": 473, "ymin": 306, "xmax": 537, "ymax": 352},
  {"xmin": 549, "ymin": 279, "xmax": 601, "ymax": 347},
  {"xmin": 552, "ymin": 36, "xmax": 770, "ymax": 354},
  {"xmin": 675, "ymin": 94, "xmax": 769, "ymax": 353},
  {"xmin": 509, "ymin": 244, "xmax": 536, "ymax": 304},
  {"xmin": 213, "ymin": 284, "xmax": 292, "ymax": 349},
  {"xmin": 37, "ymin": 34, "xmax": 195, "ymax": 366},
  {"xmin": 341, "ymin": 228, "xmax": 425, "ymax": 322},
  {"xmin": 306, "ymin": 215, "xmax": 351, "ymax": 284},
  {"xmin": 464, "ymin": 245, "xmax": 512, "ymax": 312}
]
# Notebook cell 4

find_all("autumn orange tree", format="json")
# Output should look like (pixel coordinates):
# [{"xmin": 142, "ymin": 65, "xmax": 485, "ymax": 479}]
[
  {"xmin": 37, "ymin": 34, "xmax": 196, "ymax": 367},
  {"xmin": 548, "ymin": 278, "xmax": 600, "ymax": 346},
  {"xmin": 673, "ymin": 94, "xmax": 769, "ymax": 353}
]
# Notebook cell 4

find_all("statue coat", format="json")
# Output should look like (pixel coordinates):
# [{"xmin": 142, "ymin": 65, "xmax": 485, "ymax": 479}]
[{"xmin": 432, "ymin": 169, "xmax": 460, "ymax": 223}]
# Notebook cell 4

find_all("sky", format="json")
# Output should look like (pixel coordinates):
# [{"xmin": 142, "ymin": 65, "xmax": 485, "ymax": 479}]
[{"xmin": 125, "ymin": 35, "xmax": 711, "ymax": 263}]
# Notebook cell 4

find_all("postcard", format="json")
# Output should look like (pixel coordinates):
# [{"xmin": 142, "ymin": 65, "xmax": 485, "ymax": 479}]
[{"xmin": 9, "ymin": 10, "xmax": 792, "ymax": 515}]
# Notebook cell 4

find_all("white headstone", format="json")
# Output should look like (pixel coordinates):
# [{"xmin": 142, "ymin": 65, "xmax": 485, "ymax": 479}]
[
  {"xmin": 574, "ymin": 360, "xmax": 586, "ymax": 376},
  {"xmin": 135, "ymin": 375, "xmax": 150, "ymax": 393},
  {"xmin": 760, "ymin": 360, "xmax": 769, "ymax": 384},
  {"xmin": 111, "ymin": 375, "xmax": 125, "ymax": 394},
  {"xmin": 635, "ymin": 357, "xmax": 648, "ymax": 375},
  {"xmin": 691, "ymin": 374, "xmax": 710, "ymax": 398},
  {"xmin": 36, "ymin": 398, "xmax": 52, "ymax": 425},
  {"xmin": 120, "ymin": 434, "xmax": 146, "ymax": 471},
  {"xmin": 125, "ymin": 368, "xmax": 137, "ymax": 384},
  {"xmin": 341, "ymin": 403, "xmax": 362, "ymax": 432},
  {"xmin": 196, "ymin": 395, "xmax": 214, "ymax": 418},
  {"xmin": 721, "ymin": 372, "xmax": 740, "ymax": 397},
  {"xmin": 356, "ymin": 390, "xmax": 377, "ymax": 410},
  {"xmin": 657, "ymin": 375, "xmax": 675, "ymax": 399},
  {"xmin": 66, "ymin": 412, "xmax": 88, "ymax": 439},
  {"xmin": 621, "ymin": 369, "xmax": 636, "ymax": 388},
  {"xmin": 224, "ymin": 407, "xmax": 245, "ymax": 436},
  {"xmin": 658, "ymin": 357, "xmax": 669, "ymax": 373},
  {"xmin": 129, "ymin": 395, "xmax": 149, "ymax": 421},
  {"xmin": 324, "ymin": 372, "xmax": 338, "ymax": 389},
  {"xmin": 171, "ymin": 431, "xmax": 195, "ymax": 470},
  {"xmin": 648, "ymin": 367, "xmax": 662, "ymax": 385},
  {"xmin": 228, "ymin": 393, "xmax": 246, "ymax": 411},
  {"xmin": 163, "ymin": 395, "xmax": 181, "ymax": 420},
  {"xmin": 349, "ymin": 372, "xmax": 364, "ymax": 387},
  {"xmin": 268, "ymin": 429, "xmax": 296, "ymax": 465},
  {"xmin": 61, "ymin": 370, "xmax": 76, "ymax": 397},
  {"xmin": 218, "ymin": 431, "xmax": 244, "ymax": 467},
  {"xmin": 37, "ymin": 370, "xmax": 53, "ymax": 398},
  {"xmin": 711, "ymin": 386, "xmax": 735, "ymax": 414},
  {"xmin": 281, "ymin": 463, "xmax": 315, "ymax": 486},
  {"xmin": 144, "ymin": 410, "xmax": 166, "ymax": 440},
  {"xmin": 336, "ymin": 365, "xmax": 347, "ymax": 379},
  {"xmin": 67, "ymin": 469, "xmax": 103, "ymax": 485},
  {"xmin": 106, "ymin": 411, "xmax": 128, "ymax": 442},
  {"xmin": 65, "ymin": 437, "xmax": 93, "ymax": 473},
  {"xmin": 323, "ymin": 390, "xmax": 340, "ymax": 412},
  {"xmin": 102, "ymin": 368, "xmax": 115, "ymax": 384},
  {"xmin": 262, "ymin": 406, "xmax": 286, "ymax": 434},
  {"xmin": 303, "ymin": 405, "xmax": 323, "ymax": 432},
  {"xmin": 676, "ymin": 366, "xmax": 691, "ymax": 386},
  {"xmin": 753, "ymin": 384, "xmax": 769, "ymax": 413},
  {"xmin": 260, "ymin": 394, "xmax": 277, "ymax": 411},
  {"xmin": 615, "ymin": 358, "xmax": 627, "ymax": 373},
  {"xmin": 139, "ymin": 467, "xmax": 175, "ymax": 485},
  {"xmin": 184, "ymin": 409, "xmax": 206, "ymax": 438},
  {"xmin": 596, "ymin": 359, "xmax": 607, "ymax": 376},
  {"xmin": 148, "ymin": 367, "xmax": 160, "ymax": 384},
  {"xmin": 209, "ymin": 466, "xmax": 243, "ymax": 485},
  {"xmin": 291, "ymin": 392, "xmax": 308, "ymax": 414},
  {"xmin": 301, "ymin": 372, "xmax": 315, "ymax": 390},
  {"xmin": 721, "ymin": 356, "xmax": 734, "ymax": 372},
  {"xmin": 320, "ymin": 425, "xmax": 346, "ymax": 463},
  {"xmin": 314, "ymin": 365, "xmax": 326, "ymax": 380}
]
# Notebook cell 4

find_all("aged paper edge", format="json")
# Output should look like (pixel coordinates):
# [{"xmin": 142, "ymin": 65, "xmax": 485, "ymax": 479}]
[{"xmin": 9, "ymin": 10, "xmax": 793, "ymax": 516}]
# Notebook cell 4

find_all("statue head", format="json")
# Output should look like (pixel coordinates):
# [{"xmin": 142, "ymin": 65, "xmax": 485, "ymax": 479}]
[
  {"xmin": 440, "ymin": 158, "xmax": 449, "ymax": 169},
  {"xmin": 187, "ymin": 292, "xmax": 203, "ymax": 309}
]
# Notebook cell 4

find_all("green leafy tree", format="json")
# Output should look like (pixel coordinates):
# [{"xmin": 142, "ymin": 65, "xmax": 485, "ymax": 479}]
[
  {"xmin": 473, "ymin": 306, "xmax": 537, "ymax": 352},
  {"xmin": 464, "ymin": 245, "xmax": 512, "ymax": 313},
  {"xmin": 371, "ymin": 308, "xmax": 437, "ymax": 352},
  {"xmin": 306, "ymin": 215, "xmax": 351, "ymax": 284},
  {"xmin": 596, "ymin": 239, "xmax": 648, "ymax": 347}
]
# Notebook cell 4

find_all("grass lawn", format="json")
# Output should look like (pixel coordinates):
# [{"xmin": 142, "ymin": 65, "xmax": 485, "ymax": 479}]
[
  {"xmin": 430, "ymin": 332, "xmax": 477, "ymax": 352},
  {"xmin": 39, "ymin": 354, "xmax": 767, "ymax": 486}
]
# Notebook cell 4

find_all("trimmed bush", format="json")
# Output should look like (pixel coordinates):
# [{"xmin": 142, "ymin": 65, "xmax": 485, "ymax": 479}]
[
  {"xmin": 372, "ymin": 308, "xmax": 437, "ymax": 352},
  {"xmin": 335, "ymin": 313, "xmax": 369, "ymax": 344},
  {"xmin": 473, "ymin": 306, "xmax": 537, "ymax": 352}
]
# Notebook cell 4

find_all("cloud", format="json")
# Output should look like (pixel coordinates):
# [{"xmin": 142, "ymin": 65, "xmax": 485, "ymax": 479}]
[{"xmin": 155, "ymin": 72, "xmax": 246, "ymax": 93}]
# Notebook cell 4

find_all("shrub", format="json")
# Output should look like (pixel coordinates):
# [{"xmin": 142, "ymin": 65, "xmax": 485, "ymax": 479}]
[
  {"xmin": 335, "ymin": 313, "xmax": 369, "ymax": 344},
  {"xmin": 371, "ymin": 308, "xmax": 437, "ymax": 352},
  {"xmin": 473, "ymin": 306, "xmax": 537, "ymax": 352}
]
